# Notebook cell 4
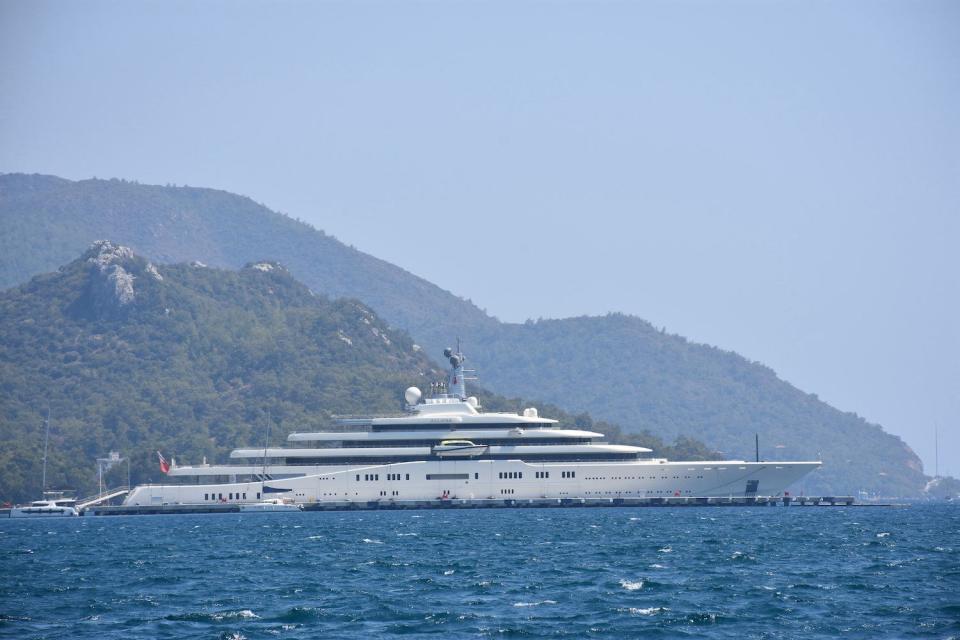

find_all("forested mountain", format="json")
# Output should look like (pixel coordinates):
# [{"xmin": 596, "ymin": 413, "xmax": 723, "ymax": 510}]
[
  {"xmin": 0, "ymin": 174, "xmax": 497, "ymax": 344},
  {"xmin": 0, "ymin": 243, "xmax": 714, "ymax": 503},
  {"xmin": 0, "ymin": 173, "xmax": 927, "ymax": 496},
  {"xmin": 478, "ymin": 317, "xmax": 925, "ymax": 496}
]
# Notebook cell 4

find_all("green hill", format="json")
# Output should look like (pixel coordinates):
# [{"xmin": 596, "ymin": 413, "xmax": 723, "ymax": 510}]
[
  {"xmin": 0, "ymin": 243, "xmax": 713, "ymax": 503},
  {"xmin": 0, "ymin": 173, "xmax": 927, "ymax": 496},
  {"xmin": 0, "ymin": 241, "xmax": 442, "ymax": 502}
]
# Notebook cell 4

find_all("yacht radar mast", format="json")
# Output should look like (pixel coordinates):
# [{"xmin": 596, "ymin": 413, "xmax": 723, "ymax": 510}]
[{"xmin": 442, "ymin": 340, "xmax": 476, "ymax": 400}]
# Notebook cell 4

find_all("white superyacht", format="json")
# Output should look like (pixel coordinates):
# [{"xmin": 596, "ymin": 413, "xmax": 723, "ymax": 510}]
[{"xmin": 124, "ymin": 347, "xmax": 820, "ymax": 507}]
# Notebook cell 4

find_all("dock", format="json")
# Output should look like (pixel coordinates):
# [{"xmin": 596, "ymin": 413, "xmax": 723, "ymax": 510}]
[
  {"xmin": 75, "ymin": 495, "xmax": 892, "ymax": 516},
  {"xmin": 86, "ymin": 503, "xmax": 241, "ymax": 516}
]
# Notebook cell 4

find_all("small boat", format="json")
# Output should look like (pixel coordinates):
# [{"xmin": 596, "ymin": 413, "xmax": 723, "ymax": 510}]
[
  {"xmin": 237, "ymin": 420, "xmax": 302, "ymax": 512},
  {"xmin": 11, "ymin": 412, "xmax": 79, "ymax": 518},
  {"xmin": 432, "ymin": 439, "xmax": 489, "ymax": 457},
  {"xmin": 10, "ymin": 492, "xmax": 79, "ymax": 518},
  {"xmin": 239, "ymin": 498, "xmax": 303, "ymax": 512}
]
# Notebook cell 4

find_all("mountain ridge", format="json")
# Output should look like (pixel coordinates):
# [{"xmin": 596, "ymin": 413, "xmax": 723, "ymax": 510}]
[{"xmin": 0, "ymin": 173, "xmax": 497, "ymax": 341}]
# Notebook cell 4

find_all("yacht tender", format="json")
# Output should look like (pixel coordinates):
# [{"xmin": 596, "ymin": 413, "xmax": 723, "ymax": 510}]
[
  {"xmin": 238, "ymin": 498, "xmax": 303, "ymax": 512},
  {"xmin": 10, "ymin": 492, "xmax": 80, "ymax": 518},
  {"xmin": 124, "ymin": 346, "xmax": 821, "ymax": 507}
]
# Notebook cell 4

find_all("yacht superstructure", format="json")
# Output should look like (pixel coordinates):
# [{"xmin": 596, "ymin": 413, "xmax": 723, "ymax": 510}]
[{"xmin": 124, "ymin": 346, "xmax": 820, "ymax": 507}]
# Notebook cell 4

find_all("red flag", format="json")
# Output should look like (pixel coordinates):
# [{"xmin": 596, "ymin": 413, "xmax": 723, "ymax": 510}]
[{"xmin": 157, "ymin": 451, "xmax": 170, "ymax": 474}]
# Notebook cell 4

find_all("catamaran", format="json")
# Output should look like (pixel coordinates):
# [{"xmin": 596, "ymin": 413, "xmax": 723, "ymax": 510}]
[
  {"xmin": 10, "ymin": 492, "xmax": 80, "ymax": 518},
  {"xmin": 10, "ymin": 411, "xmax": 80, "ymax": 518}
]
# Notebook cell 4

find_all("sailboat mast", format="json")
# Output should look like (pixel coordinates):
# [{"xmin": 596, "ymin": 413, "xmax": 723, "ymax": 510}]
[
  {"xmin": 935, "ymin": 423, "xmax": 939, "ymax": 478},
  {"xmin": 41, "ymin": 407, "xmax": 51, "ymax": 493},
  {"xmin": 261, "ymin": 409, "xmax": 272, "ymax": 490}
]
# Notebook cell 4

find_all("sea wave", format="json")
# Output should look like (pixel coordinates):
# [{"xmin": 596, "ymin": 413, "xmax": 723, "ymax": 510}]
[
  {"xmin": 624, "ymin": 606, "xmax": 669, "ymax": 616},
  {"xmin": 166, "ymin": 610, "xmax": 259, "ymax": 623},
  {"xmin": 619, "ymin": 579, "xmax": 644, "ymax": 591},
  {"xmin": 513, "ymin": 600, "xmax": 557, "ymax": 607}
]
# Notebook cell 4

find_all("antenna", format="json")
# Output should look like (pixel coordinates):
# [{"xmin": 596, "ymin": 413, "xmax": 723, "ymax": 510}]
[
  {"xmin": 262, "ymin": 408, "xmax": 272, "ymax": 485},
  {"xmin": 935, "ymin": 423, "xmax": 939, "ymax": 478},
  {"xmin": 97, "ymin": 451, "xmax": 125, "ymax": 494},
  {"xmin": 755, "ymin": 433, "xmax": 759, "ymax": 463},
  {"xmin": 41, "ymin": 406, "xmax": 51, "ymax": 493}
]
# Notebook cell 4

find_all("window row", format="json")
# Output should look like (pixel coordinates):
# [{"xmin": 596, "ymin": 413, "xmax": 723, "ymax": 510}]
[
  {"xmin": 285, "ymin": 452, "xmax": 639, "ymax": 465},
  {"xmin": 346, "ymin": 437, "xmax": 593, "ymax": 447},
  {"xmin": 205, "ymin": 491, "xmax": 260, "ymax": 501},
  {"xmin": 345, "ymin": 469, "xmax": 584, "ymax": 483},
  {"xmin": 356, "ymin": 473, "xmax": 411, "ymax": 482}
]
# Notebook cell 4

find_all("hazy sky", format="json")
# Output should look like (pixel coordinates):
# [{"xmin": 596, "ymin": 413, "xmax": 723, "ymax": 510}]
[{"xmin": 2, "ymin": 0, "xmax": 958, "ymax": 476}]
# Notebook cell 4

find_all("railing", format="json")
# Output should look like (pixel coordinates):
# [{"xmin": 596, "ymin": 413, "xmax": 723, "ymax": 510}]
[{"xmin": 76, "ymin": 486, "xmax": 131, "ymax": 510}]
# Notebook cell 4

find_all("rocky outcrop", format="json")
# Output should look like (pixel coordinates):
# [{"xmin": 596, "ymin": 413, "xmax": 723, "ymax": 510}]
[
  {"xmin": 82, "ymin": 240, "xmax": 140, "ymax": 315},
  {"xmin": 243, "ymin": 260, "xmax": 287, "ymax": 274},
  {"xmin": 145, "ymin": 262, "xmax": 163, "ymax": 281}
]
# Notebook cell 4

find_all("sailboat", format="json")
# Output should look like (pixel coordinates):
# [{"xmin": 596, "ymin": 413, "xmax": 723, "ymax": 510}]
[{"xmin": 10, "ymin": 410, "xmax": 79, "ymax": 518}]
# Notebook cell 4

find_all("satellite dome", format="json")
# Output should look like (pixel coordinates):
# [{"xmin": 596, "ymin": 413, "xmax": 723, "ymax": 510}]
[
  {"xmin": 443, "ymin": 348, "xmax": 453, "ymax": 358},
  {"xmin": 522, "ymin": 407, "xmax": 539, "ymax": 418},
  {"xmin": 466, "ymin": 396, "xmax": 479, "ymax": 408},
  {"xmin": 404, "ymin": 386, "xmax": 422, "ymax": 405}
]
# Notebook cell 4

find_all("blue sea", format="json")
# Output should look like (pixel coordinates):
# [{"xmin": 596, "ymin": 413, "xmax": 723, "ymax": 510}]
[{"xmin": 2, "ymin": 504, "xmax": 958, "ymax": 639}]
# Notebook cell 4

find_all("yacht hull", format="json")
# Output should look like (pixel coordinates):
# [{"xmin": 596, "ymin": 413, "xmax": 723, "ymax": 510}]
[
  {"xmin": 124, "ymin": 459, "xmax": 820, "ymax": 507},
  {"xmin": 9, "ymin": 506, "xmax": 79, "ymax": 518}
]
